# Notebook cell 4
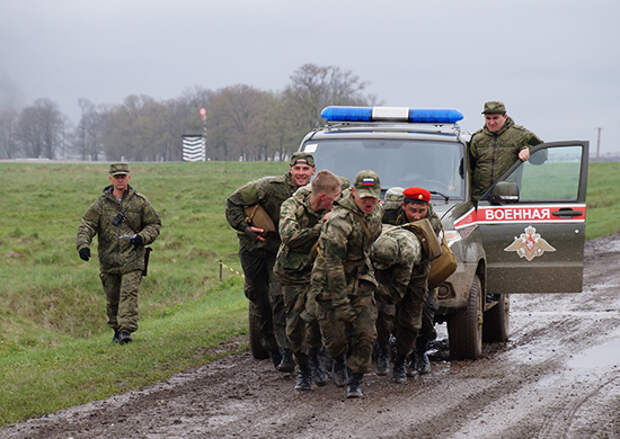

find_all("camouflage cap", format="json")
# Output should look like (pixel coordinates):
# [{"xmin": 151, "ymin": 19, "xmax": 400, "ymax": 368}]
[
  {"xmin": 109, "ymin": 163, "xmax": 130, "ymax": 175},
  {"xmin": 290, "ymin": 152, "xmax": 315, "ymax": 168},
  {"xmin": 482, "ymin": 101, "xmax": 506, "ymax": 115},
  {"xmin": 338, "ymin": 176, "xmax": 350, "ymax": 190},
  {"xmin": 353, "ymin": 169, "xmax": 381, "ymax": 199}
]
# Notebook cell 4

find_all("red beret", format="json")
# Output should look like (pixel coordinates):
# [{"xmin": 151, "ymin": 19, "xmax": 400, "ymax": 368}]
[{"xmin": 403, "ymin": 186, "xmax": 430, "ymax": 203}]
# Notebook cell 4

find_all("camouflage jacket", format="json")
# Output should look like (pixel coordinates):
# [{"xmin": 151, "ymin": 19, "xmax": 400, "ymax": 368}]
[
  {"xmin": 274, "ymin": 186, "xmax": 325, "ymax": 284},
  {"xmin": 310, "ymin": 191, "xmax": 383, "ymax": 308},
  {"xmin": 372, "ymin": 226, "xmax": 422, "ymax": 303},
  {"xmin": 225, "ymin": 173, "xmax": 299, "ymax": 253},
  {"xmin": 469, "ymin": 117, "xmax": 542, "ymax": 199},
  {"xmin": 76, "ymin": 185, "xmax": 161, "ymax": 274}
]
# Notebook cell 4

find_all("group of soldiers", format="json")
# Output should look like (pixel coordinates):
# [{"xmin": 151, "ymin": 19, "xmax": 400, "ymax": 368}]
[
  {"xmin": 225, "ymin": 154, "xmax": 443, "ymax": 398},
  {"xmin": 225, "ymin": 100, "xmax": 542, "ymax": 398},
  {"xmin": 75, "ymin": 100, "xmax": 540, "ymax": 399}
]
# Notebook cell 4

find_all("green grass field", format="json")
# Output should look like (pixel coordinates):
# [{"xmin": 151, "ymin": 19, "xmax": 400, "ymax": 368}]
[{"xmin": 0, "ymin": 160, "xmax": 618, "ymax": 427}]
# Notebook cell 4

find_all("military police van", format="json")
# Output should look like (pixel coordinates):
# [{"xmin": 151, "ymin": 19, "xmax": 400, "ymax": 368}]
[{"xmin": 298, "ymin": 106, "xmax": 589, "ymax": 360}]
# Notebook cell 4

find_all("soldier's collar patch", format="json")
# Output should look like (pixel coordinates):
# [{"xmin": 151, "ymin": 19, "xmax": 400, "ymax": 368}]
[{"xmin": 504, "ymin": 225, "xmax": 556, "ymax": 261}]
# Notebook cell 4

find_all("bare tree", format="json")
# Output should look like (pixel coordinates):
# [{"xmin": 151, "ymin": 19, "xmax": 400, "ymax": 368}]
[
  {"xmin": 282, "ymin": 63, "xmax": 377, "ymax": 150},
  {"xmin": 0, "ymin": 107, "xmax": 20, "ymax": 158},
  {"xmin": 15, "ymin": 98, "xmax": 65, "ymax": 159}
]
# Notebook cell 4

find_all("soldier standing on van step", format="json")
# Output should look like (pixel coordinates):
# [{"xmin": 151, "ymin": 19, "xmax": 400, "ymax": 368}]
[
  {"xmin": 225, "ymin": 152, "xmax": 315, "ymax": 372},
  {"xmin": 310, "ymin": 170, "xmax": 383, "ymax": 398},
  {"xmin": 382, "ymin": 186, "xmax": 443, "ymax": 375},
  {"xmin": 274, "ymin": 170, "xmax": 342, "ymax": 391},
  {"xmin": 76, "ymin": 163, "xmax": 161, "ymax": 345}
]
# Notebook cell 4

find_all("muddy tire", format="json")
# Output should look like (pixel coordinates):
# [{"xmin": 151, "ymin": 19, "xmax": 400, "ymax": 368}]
[
  {"xmin": 248, "ymin": 302, "xmax": 269, "ymax": 359},
  {"xmin": 448, "ymin": 274, "xmax": 483, "ymax": 360},
  {"xmin": 483, "ymin": 294, "xmax": 510, "ymax": 342}
]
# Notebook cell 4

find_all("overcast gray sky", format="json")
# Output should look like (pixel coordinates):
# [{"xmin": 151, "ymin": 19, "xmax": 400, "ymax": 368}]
[{"xmin": 1, "ymin": 0, "xmax": 619, "ymax": 154}]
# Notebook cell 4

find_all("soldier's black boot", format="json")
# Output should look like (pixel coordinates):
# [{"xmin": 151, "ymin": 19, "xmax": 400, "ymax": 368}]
[
  {"xmin": 414, "ymin": 338, "xmax": 431, "ymax": 375},
  {"xmin": 374, "ymin": 342, "xmax": 390, "ymax": 376},
  {"xmin": 270, "ymin": 348, "xmax": 282, "ymax": 370},
  {"xmin": 309, "ymin": 348, "xmax": 328, "ymax": 386},
  {"xmin": 392, "ymin": 355, "xmax": 407, "ymax": 384},
  {"xmin": 294, "ymin": 356, "xmax": 312, "ymax": 392},
  {"xmin": 345, "ymin": 372, "xmax": 364, "ymax": 398},
  {"xmin": 331, "ymin": 354, "xmax": 348, "ymax": 387},
  {"xmin": 277, "ymin": 348, "xmax": 295, "ymax": 373},
  {"xmin": 118, "ymin": 330, "xmax": 132, "ymax": 345}
]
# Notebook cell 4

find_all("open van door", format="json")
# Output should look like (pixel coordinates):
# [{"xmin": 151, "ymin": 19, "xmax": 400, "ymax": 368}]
[{"xmin": 476, "ymin": 141, "xmax": 589, "ymax": 294}]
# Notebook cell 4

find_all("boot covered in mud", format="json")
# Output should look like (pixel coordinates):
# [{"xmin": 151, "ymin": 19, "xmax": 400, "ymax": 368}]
[
  {"xmin": 345, "ymin": 372, "xmax": 364, "ymax": 398},
  {"xmin": 294, "ymin": 355, "xmax": 312, "ymax": 391},
  {"xmin": 331, "ymin": 354, "xmax": 348, "ymax": 387},
  {"xmin": 374, "ymin": 341, "xmax": 390, "ymax": 376},
  {"xmin": 277, "ymin": 348, "xmax": 295, "ymax": 373},
  {"xmin": 414, "ymin": 338, "xmax": 431, "ymax": 375},
  {"xmin": 270, "ymin": 347, "xmax": 282, "ymax": 370},
  {"xmin": 391, "ymin": 355, "xmax": 407, "ymax": 384},
  {"xmin": 309, "ymin": 348, "xmax": 328, "ymax": 387}
]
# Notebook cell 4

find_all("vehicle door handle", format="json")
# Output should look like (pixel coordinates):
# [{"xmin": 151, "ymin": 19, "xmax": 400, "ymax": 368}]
[{"xmin": 552, "ymin": 209, "xmax": 582, "ymax": 217}]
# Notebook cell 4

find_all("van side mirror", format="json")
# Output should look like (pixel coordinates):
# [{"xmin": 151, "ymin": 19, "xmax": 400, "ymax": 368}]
[{"xmin": 490, "ymin": 181, "xmax": 519, "ymax": 204}]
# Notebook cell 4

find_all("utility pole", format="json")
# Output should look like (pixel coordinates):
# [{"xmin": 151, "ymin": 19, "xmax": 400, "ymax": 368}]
[{"xmin": 596, "ymin": 127, "xmax": 602, "ymax": 159}]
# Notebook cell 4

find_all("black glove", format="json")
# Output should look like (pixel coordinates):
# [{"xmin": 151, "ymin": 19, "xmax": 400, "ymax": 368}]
[
  {"xmin": 130, "ymin": 234, "xmax": 143, "ymax": 247},
  {"xmin": 244, "ymin": 226, "xmax": 260, "ymax": 241},
  {"xmin": 79, "ymin": 247, "xmax": 90, "ymax": 261}
]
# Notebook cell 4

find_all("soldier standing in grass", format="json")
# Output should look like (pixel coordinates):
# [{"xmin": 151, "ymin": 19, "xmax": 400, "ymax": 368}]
[
  {"xmin": 76, "ymin": 163, "xmax": 161, "ymax": 345},
  {"xmin": 310, "ymin": 170, "xmax": 383, "ymax": 398},
  {"xmin": 382, "ymin": 186, "xmax": 443, "ymax": 375},
  {"xmin": 469, "ymin": 101, "xmax": 543, "ymax": 201},
  {"xmin": 274, "ymin": 170, "xmax": 342, "ymax": 391},
  {"xmin": 225, "ymin": 152, "xmax": 315, "ymax": 372}
]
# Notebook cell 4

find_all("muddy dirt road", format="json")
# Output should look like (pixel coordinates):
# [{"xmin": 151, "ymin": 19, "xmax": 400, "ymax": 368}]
[{"xmin": 4, "ymin": 233, "xmax": 619, "ymax": 439}]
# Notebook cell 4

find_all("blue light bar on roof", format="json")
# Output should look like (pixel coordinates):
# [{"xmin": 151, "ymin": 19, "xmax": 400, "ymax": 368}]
[{"xmin": 321, "ymin": 106, "xmax": 463, "ymax": 123}]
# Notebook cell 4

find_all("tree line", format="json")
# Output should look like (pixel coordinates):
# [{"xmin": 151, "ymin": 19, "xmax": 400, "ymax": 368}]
[{"xmin": 0, "ymin": 64, "xmax": 377, "ymax": 161}]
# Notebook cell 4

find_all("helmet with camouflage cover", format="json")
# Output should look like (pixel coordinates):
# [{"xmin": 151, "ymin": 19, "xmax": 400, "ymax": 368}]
[
  {"xmin": 383, "ymin": 186, "xmax": 404, "ymax": 210},
  {"xmin": 371, "ymin": 225, "xmax": 399, "ymax": 270}
]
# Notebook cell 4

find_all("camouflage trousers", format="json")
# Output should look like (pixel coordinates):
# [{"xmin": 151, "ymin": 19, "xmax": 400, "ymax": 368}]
[
  {"xmin": 282, "ymin": 282, "xmax": 322, "ymax": 358},
  {"xmin": 377, "ymin": 264, "xmax": 431, "ymax": 358},
  {"xmin": 99, "ymin": 270, "xmax": 142, "ymax": 333},
  {"xmin": 418, "ymin": 287, "xmax": 438, "ymax": 345},
  {"xmin": 316, "ymin": 281, "xmax": 377, "ymax": 374},
  {"xmin": 239, "ymin": 247, "xmax": 289, "ymax": 352}
]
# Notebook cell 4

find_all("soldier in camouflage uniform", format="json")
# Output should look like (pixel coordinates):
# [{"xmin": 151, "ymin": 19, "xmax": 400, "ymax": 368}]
[
  {"xmin": 382, "ymin": 186, "xmax": 443, "ymax": 375},
  {"xmin": 371, "ymin": 224, "xmax": 423, "ymax": 383},
  {"xmin": 310, "ymin": 170, "xmax": 383, "ymax": 398},
  {"xmin": 225, "ymin": 152, "xmax": 315, "ymax": 372},
  {"xmin": 274, "ymin": 170, "xmax": 342, "ymax": 391},
  {"xmin": 469, "ymin": 101, "xmax": 543, "ymax": 201},
  {"xmin": 76, "ymin": 163, "xmax": 161, "ymax": 345}
]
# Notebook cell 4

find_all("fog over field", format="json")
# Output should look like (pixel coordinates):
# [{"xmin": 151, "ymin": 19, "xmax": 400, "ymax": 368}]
[{"xmin": 1, "ymin": 0, "xmax": 619, "ymax": 155}]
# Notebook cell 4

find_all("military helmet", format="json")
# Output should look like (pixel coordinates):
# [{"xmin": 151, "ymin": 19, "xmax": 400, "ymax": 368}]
[{"xmin": 383, "ymin": 186, "xmax": 404, "ymax": 210}]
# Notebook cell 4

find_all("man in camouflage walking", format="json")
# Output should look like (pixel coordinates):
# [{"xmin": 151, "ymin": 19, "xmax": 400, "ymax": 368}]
[
  {"xmin": 77, "ymin": 163, "xmax": 161, "ymax": 345},
  {"xmin": 382, "ymin": 186, "xmax": 443, "ymax": 375},
  {"xmin": 274, "ymin": 170, "xmax": 342, "ymax": 391},
  {"xmin": 225, "ymin": 152, "xmax": 315, "ymax": 372},
  {"xmin": 311, "ymin": 170, "xmax": 383, "ymax": 398},
  {"xmin": 469, "ymin": 101, "xmax": 543, "ymax": 201}
]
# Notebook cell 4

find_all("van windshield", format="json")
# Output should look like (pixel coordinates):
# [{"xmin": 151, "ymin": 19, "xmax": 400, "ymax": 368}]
[{"xmin": 302, "ymin": 138, "xmax": 465, "ymax": 199}]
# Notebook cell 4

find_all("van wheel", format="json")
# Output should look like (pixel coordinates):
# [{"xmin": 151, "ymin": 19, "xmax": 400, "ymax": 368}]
[
  {"xmin": 249, "ymin": 302, "xmax": 269, "ymax": 359},
  {"xmin": 448, "ymin": 274, "xmax": 483, "ymax": 360},
  {"xmin": 483, "ymin": 294, "xmax": 510, "ymax": 342}
]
